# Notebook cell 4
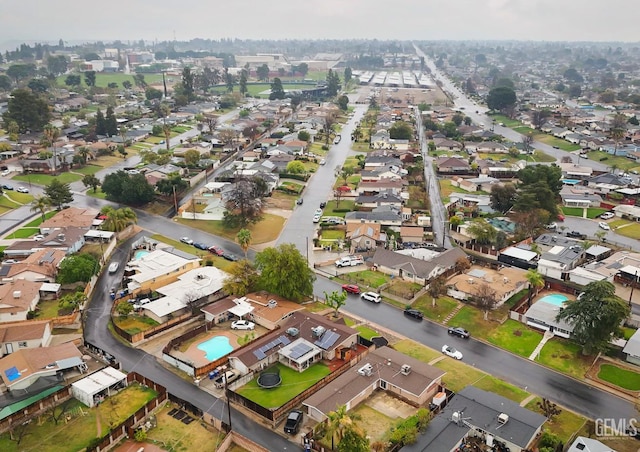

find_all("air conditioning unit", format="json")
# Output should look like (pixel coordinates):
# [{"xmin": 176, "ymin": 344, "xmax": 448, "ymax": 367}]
[
  {"xmin": 400, "ymin": 364, "xmax": 411, "ymax": 375},
  {"xmin": 357, "ymin": 363, "xmax": 373, "ymax": 376},
  {"xmin": 497, "ymin": 413, "xmax": 509, "ymax": 425},
  {"xmin": 312, "ymin": 326, "xmax": 326, "ymax": 338},
  {"xmin": 452, "ymin": 411, "xmax": 460, "ymax": 423},
  {"xmin": 286, "ymin": 327, "xmax": 299, "ymax": 337},
  {"xmin": 13, "ymin": 291, "xmax": 21, "ymax": 299},
  {"xmin": 267, "ymin": 299, "xmax": 277, "ymax": 308}
]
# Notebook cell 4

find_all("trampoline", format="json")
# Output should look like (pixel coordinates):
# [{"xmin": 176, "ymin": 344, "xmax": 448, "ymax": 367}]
[{"xmin": 257, "ymin": 368, "xmax": 282, "ymax": 389}]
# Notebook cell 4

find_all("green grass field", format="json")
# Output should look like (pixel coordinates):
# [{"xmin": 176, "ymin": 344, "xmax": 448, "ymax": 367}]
[
  {"xmin": 612, "ymin": 223, "xmax": 640, "ymax": 240},
  {"xmin": 526, "ymin": 397, "xmax": 587, "ymax": 443},
  {"xmin": 13, "ymin": 172, "xmax": 83, "ymax": 185},
  {"xmin": 489, "ymin": 114, "xmax": 522, "ymax": 128},
  {"xmin": 323, "ymin": 200, "xmax": 355, "ymax": 218},
  {"xmin": 561, "ymin": 206, "xmax": 607, "ymax": 219},
  {"xmin": 4, "ymin": 227, "xmax": 40, "ymax": 239},
  {"xmin": 598, "ymin": 363, "xmax": 640, "ymax": 390},
  {"xmin": 72, "ymin": 164, "xmax": 102, "ymax": 175},
  {"xmin": 176, "ymin": 213, "xmax": 285, "ymax": 245},
  {"xmin": 236, "ymin": 362, "xmax": 330, "ymax": 408},
  {"xmin": 412, "ymin": 296, "xmax": 459, "ymax": 322},
  {"xmin": 487, "ymin": 320, "xmax": 543, "ymax": 358},
  {"xmin": 339, "ymin": 270, "xmax": 390, "ymax": 288},
  {"xmin": 537, "ymin": 338, "xmax": 594, "ymax": 379},
  {"xmin": 356, "ymin": 325, "xmax": 380, "ymax": 340},
  {"xmin": 586, "ymin": 150, "xmax": 640, "ymax": 172}
]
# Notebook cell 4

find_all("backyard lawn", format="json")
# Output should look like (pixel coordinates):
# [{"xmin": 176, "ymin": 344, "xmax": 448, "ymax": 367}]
[
  {"xmin": 36, "ymin": 299, "xmax": 66, "ymax": 319},
  {"xmin": 113, "ymin": 314, "xmax": 160, "ymax": 334},
  {"xmin": 412, "ymin": 295, "xmax": 459, "ymax": 322},
  {"xmin": 537, "ymin": 338, "xmax": 594, "ymax": 379},
  {"xmin": 176, "ymin": 213, "xmax": 285, "ymax": 244},
  {"xmin": 356, "ymin": 324, "xmax": 380, "ymax": 341},
  {"xmin": 350, "ymin": 405, "xmax": 396, "ymax": 442},
  {"xmin": 526, "ymin": 397, "xmax": 587, "ymax": 444},
  {"xmin": 236, "ymin": 363, "xmax": 330, "ymax": 408},
  {"xmin": 597, "ymin": 363, "xmax": 640, "ymax": 391},
  {"xmin": 146, "ymin": 403, "xmax": 225, "ymax": 451},
  {"xmin": 0, "ymin": 383, "xmax": 157, "ymax": 452},
  {"xmin": 487, "ymin": 320, "xmax": 543, "ymax": 358}
]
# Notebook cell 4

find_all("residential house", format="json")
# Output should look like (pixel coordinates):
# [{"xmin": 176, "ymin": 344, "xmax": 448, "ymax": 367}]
[
  {"xmin": 475, "ymin": 142, "xmax": 509, "ymax": 154},
  {"xmin": 363, "ymin": 156, "xmax": 404, "ymax": 171},
  {"xmin": 2, "ymin": 250, "xmax": 66, "ymax": 283},
  {"xmin": 588, "ymin": 173, "xmax": 630, "ymax": 192},
  {"xmin": 228, "ymin": 311, "xmax": 358, "ymax": 375},
  {"xmin": 435, "ymin": 157, "xmax": 471, "ymax": 174},
  {"xmin": 448, "ymin": 193, "xmax": 494, "ymax": 216},
  {"xmin": 346, "ymin": 223, "xmax": 385, "ymax": 252},
  {"xmin": 345, "ymin": 205, "xmax": 403, "ymax": 227},
  {"xmin": 356, "ymin": 179, "xmax": 405, "ymax": 196},
  {"xmin": 141, "ymin": 266, "xmax": 229, "ymax": 323},
  {"xmin": 39, "ymin": 207, "xmax": 99, "ymax": 234},
  {"xmin": 0, "ymin": 342, "xmax": 86, "ymax": 392},
  {"xmin": 400, "ymin": 226, "xmax": 425, "ymax": 243},
  {"xmin": 124, "ymin": 247, "xmax": 201, "ymax": 295},
  {"xmin": 402, "ymin": 387, "xmax": 546, "ymax": 452},
  {"xmin": 434, "ymin": 138, "xmax": 463, "ymax": 152},
  {"xmin": 560, "ymin": 189, "xmax": 602, "ymax": 208},
  {"xmin": 0, "ymin": 321, "xmax": 52, "ymax": 357},
  {"xmin": 355, "ymin": 191, "xmax": 404, "ymax": 209},
  {"xmin": 573, "ymin": 251, "xmax": 640, "ymax": 286},
  {"xmin": 447, "ymin": 266, "xmax": 527, "ymax": 306},
  {"xmin": 372, "ymin": 247, "xmax": 467, "ymax": 285},
  {"xmin": 201, "ymin": 297, "xmax": 241, "ymax": 325},
  {"xmin": 242, "ymin": 292, "xmax": 306, "ymax": 330},
  {"xmin": 560, "ymin": 163, "xmax": 594, "ymax": 180},
  {"xmin": 524, "ymin": 296, "xmax": 573, "ymax": 338},
  {"xmin": 0, "ymin": 280, "xmax": 42, "ymax": 322},
  {"xmin": 3, "ymin": 227, "xmax": 87, "ymax": 259},
  {"xmin": 567, "ymin": 436, "xmax": 616, "ymax": 452},
  {"xmin": 497, "ymin": 247, "xmax": 539, "ymax": 270},
  {"xmin": 303, "ymin": 346, "xmax": 445, "ymax": 422},
  {"xmin": 476, "ymin": 159, "xmax": 521, "ymax": 178},
  {"xmin": 623, "ymin": 329, "xmax": 640, "ymax": 367},
  {"xmin": 613, "ymin": 204, "xmax": 640, "ymax": 221}
]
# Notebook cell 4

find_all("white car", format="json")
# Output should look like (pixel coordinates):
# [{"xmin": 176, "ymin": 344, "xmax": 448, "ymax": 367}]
[
  {"xmin": 313, "ymin": 214, "xmax": 321, "ymax": 223},
  {"xmin": 360, "ymin": 292, "xmax": 381, "ymax": 303},
  {"xmin": 33, "ymin": 234, "xmax": 45, "ymax": 241},
  {"xmin": 108, "ymin": 262, "xmax": 119, "ymax": 273},
  {"xmin": 319, "ymin": 159, "xmax": 326, "ymax": 165},
  {"xmin": 231, "ymin": 320, "xmax": 255, "ymax": 330},
  {"xmin": 598, "ymin": 222, "xmax": 610, "ymax": 230},
  {"xmin": 315, "ymin": 208, "xmax": 323, "ymax": 216},
  {"xmin": 16, "ymin": 186, "xmax": 29, "ymax": 193},
  {"xmin": 441, "ymin": 345, "xmax": 463, "ymax": 360},
  {"xmin": 600, "ymin": 212, "xmax": 615, "ymax": 220},
  {"xmin": 180, "ymin": 237, "xmax": 194, "ymax": 245},
  {"xmin": 1, "ymin": 170, "xmax": 10, "ymax": 177}
]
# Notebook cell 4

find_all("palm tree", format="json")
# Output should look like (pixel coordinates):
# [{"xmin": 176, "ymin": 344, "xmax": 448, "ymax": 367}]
[
  {"xmin": 42, "ymin": 125, "xmax": 60, "ymax": 175},
  {"xmin": 236, "ymin": 228, "xmax": 252, "ymax": 258},
  {"xmin": 525, "ymin": 269, "xmax": 545, "ymax": 308},
  {"xmin": 31, "ymin": 195, "xmax": 51, "ymax": 222},
  {"xmin": 326, "ymin": 405, "xmax": 361, "ymax": 450},
  {"xmin": 100, "ymin": 206, "xmax": 137, "ymax": 232},
  {"xmin": 77, "ymin": 146, "xmax": 91, "ymax": 165}
]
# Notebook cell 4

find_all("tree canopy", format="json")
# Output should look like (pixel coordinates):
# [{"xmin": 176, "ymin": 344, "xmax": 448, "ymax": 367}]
[
  {"xmin": 269, "ymin": 77, "xmax": 285, "ymax": 100},
  {"xmin": 486, "ymin": 86, "xmax": 517, "ymax": 112},
  {"xmin": 389, "ymin": 121, "xmax": 413, "ymax": 140},
  {"xmin": 44, "ymin": 179, "xmax": 73, "ymax": 209},
  {"xmin": 57, "ymin": 253, "xmax": 100, "ymax": 284},
  {"xmin": 556, "ymin": 281, "xmax": 629, "ymax": 354},
  {"xmin": 101, "ymin": 170, "xmax": 155, "ymax": 206},
  {"xmin": 3, "ymin": 89, "xmax": 51, "ymax": 133},
  {"xmin": 254, "ymin": 244, "xmax": 315, "ymax": 302}
]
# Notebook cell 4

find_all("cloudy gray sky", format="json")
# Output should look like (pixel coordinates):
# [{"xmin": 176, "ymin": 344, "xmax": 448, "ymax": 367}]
[{"xmin": 1, "ymin": 0, "xmax": 638, "ymax": 45}]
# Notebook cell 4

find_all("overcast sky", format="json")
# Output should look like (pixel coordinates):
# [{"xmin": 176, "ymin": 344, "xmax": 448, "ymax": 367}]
[{"xmin": 1, "ymin": 0, "xmax": 638, "ymax": 46}]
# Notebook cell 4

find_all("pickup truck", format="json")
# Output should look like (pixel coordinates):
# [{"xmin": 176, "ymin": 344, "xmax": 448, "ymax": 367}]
[
  {"xmin": 214, "ymin": 369, "xmax": 241, "ymax": 389},
  {"xmin": 335, "ymin": 255, "xmax": 364, "ymax": 268}
]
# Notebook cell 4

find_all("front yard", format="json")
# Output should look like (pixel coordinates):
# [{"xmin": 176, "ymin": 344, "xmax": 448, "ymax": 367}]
[
  {"xmin": 176, "ymin": 213, "xmax": 285, "ymax": 244},
  {"xmin": 236, "ymin": 362, "xmax": 330, "ymax": 408},
  {"xmin": 561, "ymin": 206, "xmax": 607, "ymax": 219},
  {"xmin": 338, "ymin": 269, "xmax": 390, "ymax": 288},
  {"xmin": 537, "ymin": 338, "xmax": 594, "ymax": 379},
  {"xmin": 597, "ymin": 362, "xmax": 640, "ymax": 391},
  {"xmin": 411, "ymin": 295, "xmax": 459, "ymax": 322},
  {"xmin": 323, "ymin": 199, "xmax": 355, "ymax": 218},
  {"xmin": 113, "ymin": 314, "xmax": 160, "ymax": 335},
  {"xmin": 586, "ymin": 150, "xmax": 640, "ymax": 172},
  {"xmin": 486, "ymin": 320, "xmax": 543, "ymax": 358},
  {"xmin": 611, "ymin": 222, "xmax": 640, "ymax": 240}
]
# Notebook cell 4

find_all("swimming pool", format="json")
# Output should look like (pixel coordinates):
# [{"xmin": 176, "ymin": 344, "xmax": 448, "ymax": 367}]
[
  {"xmin": 197, "ymin": 336, "xmax": 233, "ymax": 361},
  {"xmin": 539, "ymin": 294, "xmax": 568, "ymax": 307},
  {"xmin": 134, "ymin": 250, "xmax": 150, "ymax": 260}
]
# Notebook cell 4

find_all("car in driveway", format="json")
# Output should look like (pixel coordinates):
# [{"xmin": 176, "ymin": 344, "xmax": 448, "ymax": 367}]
[
  {"xmin": 360, "ymin": 292, "xmax": 381, "ymax": 303},
  {"xmin": 180, "ymin": 237, "xmax": 193, "ymax": 245},
  {"xmin": 16, "ymin": 186, "xmax": 29, "ymax": 193},
  {"xmin": 404, "ymin": 308, "xmax": 423, "ymax": 320},
  {"xmin": 208, "ymin": 245, "xmax": 224, "ymax": 256},
  {"xmin": 441, "ymin": 345, "xmax": 463, "ymax": 360},
  {"xmin": 448, "ymin": 326, "xmax": 470, "ymax": 338},
  {"xmin": 193, "ymin": 242, "xmax": 208, "ymax": 250},
  {"xmin": 598, "ymin": 222, "xmax": 610, "ymax": 230},
  {"xmin": 283, "ymin": 409, "xmax": 303, "ymax": 434},
  {"xmin": 600, "ymin": 212, "xmax": 615, "ymax": 220},
  {"xmin": 231, "ymin": 320, "xmax": 255, "ymax": 330},
  {"xmin": 566, "ymin": 231, "xmax": 586, "ymax": 239},
  {"xmin": 0, "ymin": 170, "xmax": 10, "ymax": 177},
  {"xmin": 341, "ymin": 284, "xmax": 361, "ymax": 294}
]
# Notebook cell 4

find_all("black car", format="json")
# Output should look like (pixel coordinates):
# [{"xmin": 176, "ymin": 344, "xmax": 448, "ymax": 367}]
[
  {"xmin": 404, "ymin": 308, "xmax": 423, "ymax": 320},
  {"xmin": 448, "ymin": 326, "xmax": 470, "ymax": 339},
  {"xmin": 319, "ymin": 202, "xmax": 327, "ymax": 208},
  {"xmin": 2, "ymin": 184, "xmax": 14, "ymax": 191},
  {"xmin": 222, "ymin": 252, "xmax": 239, "ymax": 261},
  {"xmin": 193, "ymin": 242, "xmax": 208, "ymax": 250},
  {"xmin": 566, "ymin": 231, "xmax": 586, "ymax": 239},
  {"xmin": 296, "ymin": 198, "xmax": 303, "ymax": 205},
  {"xmin": 284, "ymin": 409, "xmax": 303, "ymax": 434}
]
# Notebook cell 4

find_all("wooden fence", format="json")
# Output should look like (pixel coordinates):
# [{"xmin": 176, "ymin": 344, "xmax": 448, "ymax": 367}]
[{"xmin": 0, "ymin": 386, "xmax": 72, "ymax": 434}]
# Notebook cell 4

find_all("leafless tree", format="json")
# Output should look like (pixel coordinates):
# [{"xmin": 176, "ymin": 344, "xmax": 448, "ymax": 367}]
[
  {"xmin": 204, "ymin": 114, "xmax": 219, "ymax": 134},
  {"xmin": 8, "ymin": 421, "xmax": 30, "ymax": 445},
  {"xmin": 537, "ymin": 398, "xmax": 562, "ymax": 421},
  {"xmin": 48, "ymin": 399, "xmax": 73, "ymax": 425},
  {"xmin": 428, "ymin": 275, "xmax": 447, "ymax": 307},
  {"xmin": 475, "ymin": 283, "xmax": 498, "ymax": 320},
  {"xmin": 183, "ymin": 289, "xmax": 202, "ymax": 315}
]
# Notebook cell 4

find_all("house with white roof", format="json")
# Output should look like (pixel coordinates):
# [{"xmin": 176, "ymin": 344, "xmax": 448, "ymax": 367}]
[{"xmin": 124, "ymin": 248, "xmax": 200, "ymax": 295}]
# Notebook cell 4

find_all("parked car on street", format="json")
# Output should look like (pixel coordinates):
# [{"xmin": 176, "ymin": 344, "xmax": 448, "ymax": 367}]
[
  {"xmin": 360, "ymin": 292, "xmax": 381, "ymax": 303},
  {"xmin": 296, "ymin": 198, "xmax": 303, "ymax": 205},
  {"xmin": 223, "ymin": 252, "xmax": 239, "ymax": 261},
  {"xmin": 441, "ymin": 345, "xmax": 463, "ymax": 360},
  {"xmin": 404, "ymin": 308, "xmax": 423, "ymax": 320},
  {"xmin": 2, "ymin": 184, "xmax": 13, "ymax": 191},
  {"xmin": 208, "ymin": 245, "xmax": 224, "ymax": 256},
  {"xmin": 448, "ymin": 327, "xmax": 470, "ymax": 338},
  {"xmin": 341, "ymin": 284, "xmax": 361, "ymax": 294},
  {"xmin": 16, "ymin": 186, "xmax": 29, "ymax": 193},
  {"xmin": 180, "ymin": 237, "xmax": 193, "ymax": 245},
  {"xmin": 231, "ymin": 320, "xmax": 255, "ymax": 330},
  {"xmin": 566, "ymin": 231, "xmax": 586, "ymax": 239},
  {"xmin": 598, "ymin": 222, "xmax": 610, "ymax": 230},
  {"xmin": 193, "ymin": 242, "xmax": 208, "ymax": 250}
]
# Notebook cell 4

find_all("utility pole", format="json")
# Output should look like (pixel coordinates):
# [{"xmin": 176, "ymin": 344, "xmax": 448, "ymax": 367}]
[
  {"xmin": 225, "ymin": 375, "xmax": 232, "ymax": 431},
  {"xmin": 629, "ymin": 270, "xmax": 638, "ymax": 308}
]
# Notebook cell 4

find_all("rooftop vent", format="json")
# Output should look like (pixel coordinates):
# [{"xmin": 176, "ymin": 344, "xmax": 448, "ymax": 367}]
[
  {"xmin": 497, "ymin": 413, "xmax": 509, "ymax": 425},
  {"xmin": 357, "ymin": 363, "xmax": 373, "ymax": 376},
  {"xmin": 267, "ymin": 299, "xmax": 277, "ymax": 308},
  {"xmin": 312, "ymin": 326, "xmax": 326, "ymax": 338},
  {"xmin": 400, "ymin": 364, "xmax": 411, "ymax": 375},
  {"xmin": 13, "ymin": 291, "xmax": 21, "ymax": 299}
]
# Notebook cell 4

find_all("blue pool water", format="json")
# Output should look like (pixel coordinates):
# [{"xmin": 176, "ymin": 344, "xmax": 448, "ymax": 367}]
[
  {"xmin": 562, "ymin": 179, "xmax": 581, "ymax": 185},
  {"xmin": 539, "ymin": 294, "xmax": 568, "ymax": 307},
  {"xmin": 197, "ymin": 336, "xmax": 233, "ymax": 361},
  {"xmin": 134, "ymin": 250, "xmax": 150, "ymax": 260}
]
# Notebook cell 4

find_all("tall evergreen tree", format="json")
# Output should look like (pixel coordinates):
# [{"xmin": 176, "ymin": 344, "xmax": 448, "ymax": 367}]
[
  {"xmin": 95, "ymin": 109, "xmax": 107, "ymax": 136},
  {"xmin": 105, "ymin": 106, "xmax": 118, "ymax": 137}
]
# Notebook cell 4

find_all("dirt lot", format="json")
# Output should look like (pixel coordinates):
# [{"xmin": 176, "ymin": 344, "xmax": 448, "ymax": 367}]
[{"xmin": 356, "ymin": 86, "xmax": 449, "ymax": 107}]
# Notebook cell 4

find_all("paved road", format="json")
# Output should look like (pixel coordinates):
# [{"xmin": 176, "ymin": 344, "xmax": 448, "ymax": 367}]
[
  {"xmin": 84, "ymin": 235, "xmax": 299, "ymax": 450},
  {"xmin": 311, "ymin": 275, "xmax": 636, "ymax": 421}
]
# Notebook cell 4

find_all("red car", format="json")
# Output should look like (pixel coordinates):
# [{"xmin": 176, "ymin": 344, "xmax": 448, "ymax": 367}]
[
  {"xmin": 341, "ymin": 284, "xmax": 361, "ymax": 294},
  {"xmin": 208, "ymin": 245, "xmax": 224, "ymax": 256}
]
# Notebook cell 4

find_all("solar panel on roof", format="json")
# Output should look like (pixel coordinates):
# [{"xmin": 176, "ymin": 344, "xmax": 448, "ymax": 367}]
[
  {"xmin": 315, "ymin": 330, "xmax": 340, "ymax": 350},
  {"xmin": 289, "ymin": 343, "xmax": 313, "ymax": 360},
  {"xmin": 279, "ymin": 335, "xmax": 291, "ymax": 346},
  {"xmin": 253, "ymin": 350, "xmax": 266, "ymax": 360}
]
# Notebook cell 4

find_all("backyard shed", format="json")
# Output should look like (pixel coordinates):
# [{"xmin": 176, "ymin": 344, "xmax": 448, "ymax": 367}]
[{"xmin": 71, "ymin": 367, "xmax": 128, "ymax": 407}]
